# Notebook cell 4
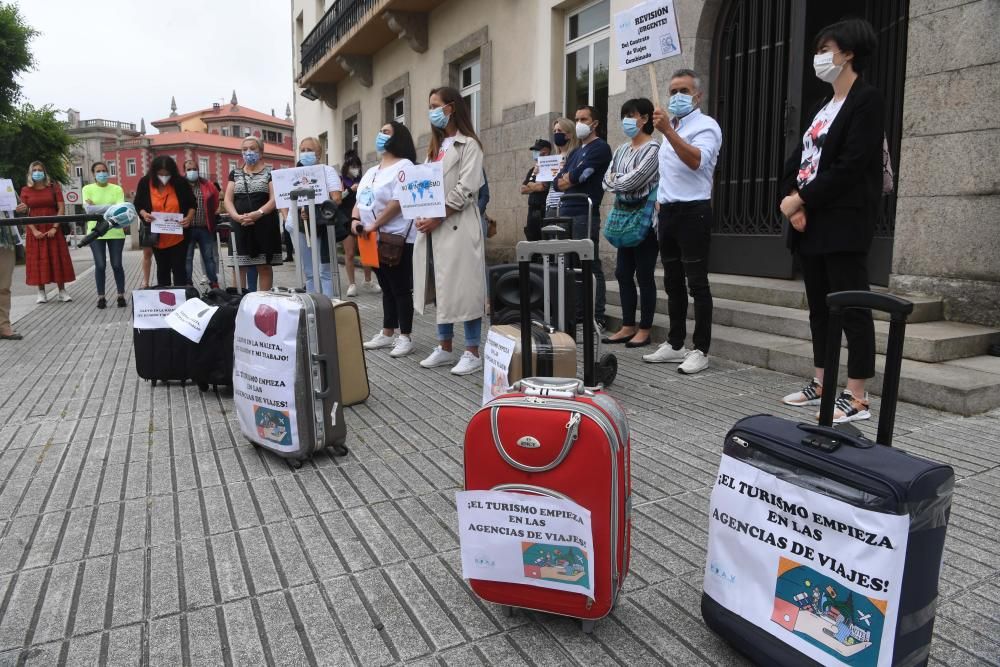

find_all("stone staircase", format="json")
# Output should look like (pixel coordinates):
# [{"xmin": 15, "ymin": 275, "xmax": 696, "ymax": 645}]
[{"xmin": 604, "ymin": 273, "xmax": 1000, "ymax": 415}]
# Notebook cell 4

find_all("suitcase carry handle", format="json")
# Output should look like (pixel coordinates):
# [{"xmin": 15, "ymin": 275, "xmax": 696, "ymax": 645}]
[
  {"xmin": 797, "ymin": 423, "xmax": 874, "ymax": 450},
  {"xmin": 515, "ymin": 377, "xmax": 587, "ymax": 398},
  {"xmin": 818, "ymin": 290, "xmax": 914, "ymax": 447},
  {"xmin": 313, "ymin": 353, "xmax": 331, "ymax": 398},
  {"xmin": 490, "ymin": 406, "xmax": 582, "ymax": 472}
]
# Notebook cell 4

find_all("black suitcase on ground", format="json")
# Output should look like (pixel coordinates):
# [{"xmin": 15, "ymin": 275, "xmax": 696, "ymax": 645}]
[
  {"xmin": 701, "ymin": 291, "xmax": 954, "ymax": 667},
  {"xmin": 191, "ymin": 288, "xmax": 243, "ymax": 392},
  {"xmin": 132, "ymin": 286, "xmax": 200, "ymax": 385}
]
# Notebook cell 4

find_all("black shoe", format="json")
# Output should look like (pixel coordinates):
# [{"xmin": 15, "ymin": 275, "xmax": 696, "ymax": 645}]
[
  {"xmin": 97, "ymin": 297, "xmax": 106, "ymax": 310},
  {"xmin": 601, "ymin": 333, "xmax": 634, "ymax": 344},
  {"xmin": 625, "ymin": 337, "xmax": 651, "ymax": 349},
  {"xmin": 116, "ymin": 296, "xmax": 127, "ymax": 308}
]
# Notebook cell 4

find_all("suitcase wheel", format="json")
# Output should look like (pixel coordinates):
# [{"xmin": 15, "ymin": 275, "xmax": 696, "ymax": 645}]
[
  {"xmin": 501, "ymin": 605, "xmax": 515, "ymax": 618},
  {"xmin": 150, "ymin": 379, "xmax": 157, "ymax": 387},
  {"xmin": 331, "ymin": 443, "xmax": 349, "ymax": 458},
  {"xmin": 197, "ymin": 382, "xmax": 209, "ymax": 392},
  {"xmin": 596, "ymin": 353, "xmax": 617, "ymax": 387},
  {"xmin": 288, "ymin": 458, "xmax": 304, "ymax": 470},
  {"xmin": 580, "ymin": 619, "xmax": 595, "ymax": 634}
]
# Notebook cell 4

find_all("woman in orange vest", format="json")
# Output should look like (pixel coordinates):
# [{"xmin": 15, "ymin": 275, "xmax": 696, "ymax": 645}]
[{"xmin": 134, "ymin": 156, "xmax": 196, "ymax": 286}]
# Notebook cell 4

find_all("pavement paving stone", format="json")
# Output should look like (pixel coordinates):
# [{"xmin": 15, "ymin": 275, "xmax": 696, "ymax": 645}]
[{"xmin": 0, "ymin": 251, "xmax": 997, "ymax": 665}]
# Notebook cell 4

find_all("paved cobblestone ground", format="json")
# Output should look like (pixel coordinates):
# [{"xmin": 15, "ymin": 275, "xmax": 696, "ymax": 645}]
[{"xmin": 0, "ymin": 250, "xmax": 997, "ymax": 666}]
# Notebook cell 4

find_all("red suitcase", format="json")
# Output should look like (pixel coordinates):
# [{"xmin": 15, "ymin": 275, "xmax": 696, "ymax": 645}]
[{"xmin": 463, "ymin": 239, "xmax": 632, "ymax": 632}]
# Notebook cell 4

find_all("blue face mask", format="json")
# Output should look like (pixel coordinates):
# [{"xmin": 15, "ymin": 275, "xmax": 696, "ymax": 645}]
[
  {"xmin": 375, "ymin": 132, "xmax": 390, "ymax": 153},
  {"xmin": 622, "ymin": 117, "xmax": 640, "ymax": 138},
  {"xmin": 186, "ymin": 170, "xmax": 199, "ymax": 182},
  {"xmin": 668, "ymin": 93, "xmax": 695, "ymax": 119},
  {"xmin": 531, "ymin": 150, "xmax": 540, "ymax": 161},
  {"xmin": 95, "ymin": 172, "xmax": 109, "ymax": 184},
  {"xmin": 299, "ymin": 151, "xmax": 317, "ymax": 166},
  {"xmin": 242, "ymin": 151, "xmax": 260, "ymax": 165},
  {"xmin": 31, "ymin": 170, "xmax": 45, "ymax": 182},
  {"xmin": 429, "ymin": 106, "xmax": 450, "ymax": 129}
]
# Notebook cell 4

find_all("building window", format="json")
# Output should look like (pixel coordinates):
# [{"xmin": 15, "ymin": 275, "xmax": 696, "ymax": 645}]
[
  {"xmin": 389, "ymin": 94, "xmax": 405, "ymax": 124},
  {"xmin": 263, "ymin": 129, "xmax": 283, "ymax": 144},
  {"xmin": 108, "ymin": 160, "xmax": 117, "ymax": 177},
  {"xmin": 126, "ymin": 158, "xmax": 136, "ymax": 176},
  {"xmin": 460, "ymin": 57, "xmax": 482, "ymax": 133},
  {"xmin": 231, "ymin": 124, "xmax": 241, "ymax": 137},
  {"xmin": 345, "ymin": 115, "xmax": 359, "ymax": 154},
  {"xmin": 75, "ymin": 166, "xmax": 83, "ymax": 180},
  {"xmin": 198, "ymin": 157, "xmax": 210, "ymax": 178},
  {"xmin": 221, "ymin": 127, "xmax": 230, "ymax": 137},
  {"xmin": 565, "ymin": 0, "xmax": 610, "ymax": 135},
  {"xmin": 228, "ymin": 159, "xmax": 238, "ymax": 173},
  {"xmin": 319, "ymin": 132, "xmax": 329, "ymax": 163}
]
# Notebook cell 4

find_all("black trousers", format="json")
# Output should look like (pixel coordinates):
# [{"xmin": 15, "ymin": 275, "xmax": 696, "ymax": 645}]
[
  {"xmin": 375, "ymin": 243, "xmax": 414, "ymax": 335},
  {"xmin": 658, "ymin": 201, "xmax": 713, "ymax": 353},
  {"xmin": 615, "ymin": 230, "xmax": 659, "ymax": 328},
  {"xmin": 801, "ymin": 252, "xmax": 876, "ymax": 379},
  {"xmin": 152, "ymin": 240, "xmax": 189, "ymax": 287}
]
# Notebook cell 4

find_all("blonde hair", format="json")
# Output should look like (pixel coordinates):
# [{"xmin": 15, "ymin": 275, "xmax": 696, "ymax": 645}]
[
  {"xmin": 26, "ymin": 160, "xmax": 52, "ymax": 187},
  {"xmin": 241, "ymin": 136, "xmax": 264, "ymax": 153},
  {"xmin": 298, "ymin": 136, "xmax": 324, "ymax": 163},
  {"xmin": 553, "ymin": 118, "xmax": 579, "ymax": 155}
]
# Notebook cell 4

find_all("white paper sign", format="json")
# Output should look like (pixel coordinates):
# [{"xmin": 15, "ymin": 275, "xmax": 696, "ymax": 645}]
[
  {"xmin": 150, "ymin": 212, "xmax": 184, "ymax": 235},
  {"xmin": 615, "ymin": 0, "xmax": 681, "ymax": 71},
  {"xmin": 233, "ymin": 293, "xmax": 301, "ymax": 452},
  {"xmin": 704, "ymin": 454, "xmax": 911, "ymax": 667},
  {"xmin": 394, "ymin": 162, "xmax": 446, "ymax": 219},
  {"xmin": 165, "ymin": 297, "xmax": 219, "ymax": 343},
  {"xmin": 272, "ymin": 165, "xmax": 329, "ymax": 210},
  {"xmin": 482, "ymin": 328, "xmax": 516, "ymax": 406},
  {"xmin": 535, "ymin": 155, "xmax": 564, "ymax": 183},
  {"xmin": 132, "ymin": 289, "xmax": 188, "ymax": 329},
  {"xmin": 457, "ymin": 490, "xmax": 595, "ymax": 599},
  {"xmin": 0, "ymin": 179, "xmax": 17, "ymax": 212}
]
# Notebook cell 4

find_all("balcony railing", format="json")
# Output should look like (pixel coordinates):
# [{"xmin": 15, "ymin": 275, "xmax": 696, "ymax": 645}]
[
  {"xmin": 101, "ymin": 137, "xmax": 152, "ymax": 151},
  {"xmin": 78, "ymin": 119, "xmax": 137, "ymax": 131},
  {"xmin": 300, "ymin": 0, "xmax": 379, "ymax": 74}
]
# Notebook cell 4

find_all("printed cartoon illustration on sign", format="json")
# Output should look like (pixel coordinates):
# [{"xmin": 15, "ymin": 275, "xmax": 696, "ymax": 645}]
[
  {"xmin": 159, "ymin": 291, "xmax": 176, "ymax": 306},
  {"xmin": 522, "ymin": 542, "xmax": 589, "ymax": 589},
  {"xmin": 254, "ymin": 406, "xmax": 292, "ymax": 448},
  {"xmin": 771, "ymin": 557, "xmax": 884, "ymax": 667},
  {"xmin": 488, "ymin": 365, "xmax": 508, "ymax": 399}
]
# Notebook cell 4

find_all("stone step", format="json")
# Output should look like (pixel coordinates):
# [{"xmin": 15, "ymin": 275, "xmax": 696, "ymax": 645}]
[
  {"xmin": 604, "ymin": 305, "xmax": 1000, "ymax": 416},
  {"xmin": 604, "ymin": 285, "xmax": 1000, "ymax": 363}
]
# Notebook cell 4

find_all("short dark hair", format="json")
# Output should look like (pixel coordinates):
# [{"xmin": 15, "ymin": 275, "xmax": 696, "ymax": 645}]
[
  {"xmin": 384, "ymin": 121, "xmax": 417, "ymax": 163},
  {"xmin": 91, "ymin": 161, "xmax": 108, "ymax": 173},
  {"xmin": 814, "ymin": 18, "xmax": 877, "ymax": 74},
  {"xmin": 620, "ymin": 98, "xmax": 655, "ymax": 135},
  {"xmin": 575, "ymin": 105, "xmax": 598, "ymax": 123}
]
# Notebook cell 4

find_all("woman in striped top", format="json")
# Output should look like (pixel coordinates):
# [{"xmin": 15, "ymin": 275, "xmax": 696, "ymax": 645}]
[
  {"xmin": 542, "ymin": 117, "xmax": 581, "ymax": 218},
  {"xmin": 601, "ymin": 98, "xmax": 660, "ymax": 347}
]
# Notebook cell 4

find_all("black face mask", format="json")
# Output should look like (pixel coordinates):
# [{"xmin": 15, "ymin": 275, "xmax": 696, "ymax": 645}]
[{"xmin": 553, "ymin": 132, "xmax": 568, "ymax": 147}]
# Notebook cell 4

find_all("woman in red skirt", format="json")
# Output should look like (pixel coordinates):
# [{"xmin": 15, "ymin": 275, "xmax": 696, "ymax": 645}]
[{"xmin": 20, "ymin": 161, "xmax": 76, "ymax": 302}]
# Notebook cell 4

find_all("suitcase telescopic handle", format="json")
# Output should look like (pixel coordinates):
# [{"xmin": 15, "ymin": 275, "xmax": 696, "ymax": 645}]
[{"xmin": 818, "ymin": 291, "xmax": 914, "ymax": 447}]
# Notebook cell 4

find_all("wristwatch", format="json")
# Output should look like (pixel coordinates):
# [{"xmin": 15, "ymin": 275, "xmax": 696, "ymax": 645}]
[{"xmin": 257, "ymin": 209, "xmax": 265, "ymax": 216}]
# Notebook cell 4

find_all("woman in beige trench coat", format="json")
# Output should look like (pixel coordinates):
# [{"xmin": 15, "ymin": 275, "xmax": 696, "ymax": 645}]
[{"xmin": 413, "ymin": 86, "xmax": 487, "ymax": 376}]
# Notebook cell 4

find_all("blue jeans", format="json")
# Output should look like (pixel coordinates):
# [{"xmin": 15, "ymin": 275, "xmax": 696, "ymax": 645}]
[
  {"xmin": 245, "ymin": 266, "xmax": 258, "ymax": 291},
  {"xmin": 567, "ymin": 209, "xmax": 606, "ymax": 322},
  {"xmin": 296, "ymin": 230, "xmax": 333, "ymax": 296},
  {"xmin": 185, "ymin": 227, "xmax": 218, "ymax": 285},
  {"xmin": 90, "ymin": 238, "xmax": 125, "ymax": 296},
  {"xmin": 437, "ymin": 318, "xmax": 482, "ymax": 347}
]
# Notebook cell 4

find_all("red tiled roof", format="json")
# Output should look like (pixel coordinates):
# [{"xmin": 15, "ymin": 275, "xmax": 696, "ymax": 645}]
[
  {"xmin": 151, "ymin": 105, "xmax": 293, "ymax": 129},
  {"xmin": 147, "ymin": 132, "xmax": 294, "ymax": 157}
]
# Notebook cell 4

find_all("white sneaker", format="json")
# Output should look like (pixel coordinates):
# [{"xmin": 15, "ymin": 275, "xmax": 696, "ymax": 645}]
[
  {"xmin": 365, "ymin": 280, "xmax": 381, "ymax": 293},
  {"xmin": 389, "ymin": 335, "xmax": 414, "ymax": 358},
  {"xmin": 363, "ymin": 332, "xmax": 395, "ymax": 350},
  {"xmin": 346, "ymin": 284, "xmax": 357, "ymax": 297},
  {"xmin": 678, "ymin": 349, "xmax": 709, "ymax": 375},
  {"xmin": 450, "ymin": 351, "xmax": 483, "ymax": 376},
  {"xmin": 643, "ymin": 343, "xmax": 688, "ymax": 364},
  {"xmin": 36, "ymin": 291, "xmax": 47, "ymax": 304},
  {"xmin": 420, "ymin": 346, "xmax": 456, "ymax": 368},
  {"xmin": 58, "ymin": 290, "xmax": 73, "ymax": 302}
]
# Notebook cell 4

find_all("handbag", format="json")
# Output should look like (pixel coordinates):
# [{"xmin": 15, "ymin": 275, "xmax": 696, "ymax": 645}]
[
  {"xmin": 603, "ymin": 188, "xmax": 657, "ymax": 249},
  {"xmin": 138, "ymin": 221, "xmax": 159, "ymax": 248},
  {"xmin": 377, "ymin": 221, "xmax": 412, "ymax": 268}
]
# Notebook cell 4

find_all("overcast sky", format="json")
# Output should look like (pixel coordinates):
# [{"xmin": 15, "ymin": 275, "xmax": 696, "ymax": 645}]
[{"xmin": 14, "ymin": 0, "xmax": 295, "ymax": 130}]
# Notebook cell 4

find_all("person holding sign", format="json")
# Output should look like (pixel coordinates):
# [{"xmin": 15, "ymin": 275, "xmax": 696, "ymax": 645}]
[
  {"xmin": 643, "ymin": 69, "xmax": 722, "ymax": 375},
  {"xmin": 520, "ymin": 139, "xmax": 552, "ymax": 243},
  {"xmin": 134, "ymin": 156, "xmax": 195, "ymax": 287},
  {"xmin": 355, "ymin": 121, "xmax": 417, "ymax": 358},
  {"xmin": 20, "ymin": 161, "xmax": 75, "ymax": 303},
  {"xmin": 224, "ymin": 137, "xmax": 281, "ymax": 292},
  {"xmin": 82, "ymin": 162, "xmax": 127, "ymax": 308},
  {"xmin": 413, "ymin": 87, "xmax": 486, "ymax": 376}
]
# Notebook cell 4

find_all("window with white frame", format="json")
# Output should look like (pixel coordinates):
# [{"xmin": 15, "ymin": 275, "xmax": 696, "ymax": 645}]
[
  {"xmin": 228, "ymin": 159, "xmax": 238, "ymax": 173},
  {"xmin": 108, "ymin": 160, "xmax": 117, "ymax": 177},
  {"xmin": 198, "ymin": 157, "xmax": 210, "ymax": 178},
  {"xmin": 391, "ymin": 94, "xmax": 405, "ymax": 124},
  {"xmin": 75, "ymin": 166, "xmax": 83, "ymax": 180},
  {"xmin": 126, "ymin": 158, "xmax": 136, "ymax": 176},
  {"xmin": 460, "ymin": 57, "xmax": 481, "ymax": 133},
  {"xmin": 345, "ymin": 116, "xmax": 359, "ymax": 154},
  {"xmin": 565, "ymin": 0, "xmax": 610, "ymax": 136}
]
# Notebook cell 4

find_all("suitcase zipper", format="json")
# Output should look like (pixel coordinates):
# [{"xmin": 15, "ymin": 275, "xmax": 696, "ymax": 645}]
[{"xmin": 733, "ymin": 429, "xmax": 903, "ymax": 507}]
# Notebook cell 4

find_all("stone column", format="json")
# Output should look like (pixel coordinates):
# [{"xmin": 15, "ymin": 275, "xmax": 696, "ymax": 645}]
[{"xmin": 891, "ymin": 0, "xmax": 1000, "ymax": 326}]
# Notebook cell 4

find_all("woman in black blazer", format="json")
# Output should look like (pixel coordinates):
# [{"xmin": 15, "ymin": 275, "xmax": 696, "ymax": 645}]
[{"xmin": 778, "ymin": 18, "xmax": 883, "ymax": 424}]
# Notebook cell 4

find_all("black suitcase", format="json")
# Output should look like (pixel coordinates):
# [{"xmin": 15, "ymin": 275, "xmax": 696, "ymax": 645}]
[
  {"xmin": 701, "ymin": 291, "xmax": 954, "ymax": 667},
  {"xmin": 191, "ymin": 288, "xmax": 243, "ymax": 392},
  {"xmin": 132, "ymin": 287, "xmax": 200, "ymax": 385}
]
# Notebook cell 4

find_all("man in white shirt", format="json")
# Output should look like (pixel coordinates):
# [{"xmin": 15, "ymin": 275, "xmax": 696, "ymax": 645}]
[{"xmin": 643, "ymin": 69, "xmax": 722, "ymax": 375}]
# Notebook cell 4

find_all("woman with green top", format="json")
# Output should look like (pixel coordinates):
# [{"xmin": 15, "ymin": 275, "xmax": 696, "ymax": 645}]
[{"xmin": 82, "ymin": 161, "xmax": 127, "ymax": 308}]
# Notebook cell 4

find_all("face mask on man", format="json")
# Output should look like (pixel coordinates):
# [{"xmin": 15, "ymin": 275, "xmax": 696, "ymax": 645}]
[
  {"xmin": 31, "ymin": 170, "xmax": 45, "ymax": 182},
  {"xmin": 575, "ymin": 121, "xmax": 592, "ymax": 140},
  {"xmin": 813, "ymin": 51, "xmax": 843, "ymax": 84},
  {"xmin": 299, "ymin": 151, "xmax": 317, "ymax": 166},
  {"xmin": 553, "ymin": 132, "xmax": 568, "ymax": 147},
  {"xmin": 622, "ymin": 117, "xmax": 640, "ymax": 138},
  {"xmin": 429, "ymin": 106, "xmax": 450, "ymax": 129},
  {"xmin": 242, "ymin": 151, "xmax": 260, "ymax": 165},
  {"xmin": 348, "ymin": 167, "xmax": 360, "ymax": 178},
  {"xmin": 668, "ymin": 93, "xmax": 695, "ymax": 118},
  {"xmin": 157, "ymin": 174, "xmax": 171, "ymax": 185},
  {"xmin": 186, "ymin": 170, "xmax": 199, "ymax": 182},
  {"xmin": 95, "ymin": 172, "xmax": 109, "ymax": 184},
  {"xmin": 375, "ymin": 132, "xmax": 390, "ymax": 153}
]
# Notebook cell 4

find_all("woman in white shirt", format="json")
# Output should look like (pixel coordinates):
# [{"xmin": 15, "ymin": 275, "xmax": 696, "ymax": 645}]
[
  {"xmin": 356, "ymin": 121, "xmax": 418, "ymax": 358},
  {"xmin": 283, "ymin": 137, "xmax": 343, "ymax": 297}
]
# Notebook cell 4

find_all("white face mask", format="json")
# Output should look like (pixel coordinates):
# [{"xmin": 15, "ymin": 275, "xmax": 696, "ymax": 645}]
[
  {"xmin": 575, "ymin": 121, "xmax": 592, "ymax": 140},
  {"xmin": 157, "ymin": 174, "xmax": 171, "ymax": 185},
  {"xmin": 813, "ymin": 51, "xmax": 843, "ymax": 84}
]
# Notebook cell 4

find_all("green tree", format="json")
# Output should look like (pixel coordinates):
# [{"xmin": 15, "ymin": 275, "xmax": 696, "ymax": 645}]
[
  {"xmin": 0, "ymin": 104, "xmax": 73, "ymax": 189},
  {"xmin": 0, "ymin": 3, "xmax": 36, "ymax": 117}
]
